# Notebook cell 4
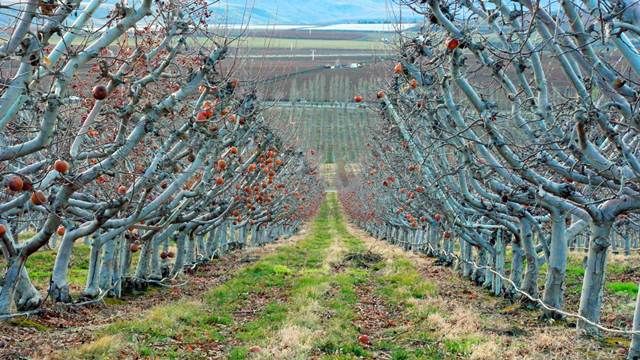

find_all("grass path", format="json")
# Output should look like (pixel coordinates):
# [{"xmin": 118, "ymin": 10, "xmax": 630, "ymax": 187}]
[{"xmin": 64, "ymin": 194, "xmax": 618, "ymax": 359}]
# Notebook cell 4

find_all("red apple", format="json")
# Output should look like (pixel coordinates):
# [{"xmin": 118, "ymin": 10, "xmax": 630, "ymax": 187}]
[
  {"xmin": 130, "ymin": 243, "xmax": 140, "ymax": 252},
  {"xmin": 357, "ymin": 334, "xmax": 371, "ymax": 345},
  {"xmin": 53, "ymin": 159, "xmax": 70, "ymax": 174},
  {"xmin": 31, "ymin": 191, "xmax": 47, "ymax": 205},
  {"xmin": 92, "ymin": 85, "xmax": 108, "ymax": 100},
  {"xmin": 7, "ymin": 175, "xmax": 24, "ymax": 191},
  {"xmin": 446, "ymin": 38, "xmax": 460, "ymax": 50},
  {"xmin": 217, "ymin": 159, "xmax": 227, "ymax": 171}
]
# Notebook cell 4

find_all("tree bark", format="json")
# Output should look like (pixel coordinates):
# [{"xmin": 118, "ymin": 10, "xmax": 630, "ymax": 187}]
[
  {"xmin": 578, "ymin": 221, "xmax": 612, "ymax": 335},
  {"xmin": 543, "ymin": 210, "xmax": 568, "ymax": 319},
  {"xmin": 520, "ymin": 217, "xmax": 539, "ymax": 299},
  {"xmin": 628, "ymin": 282, "xmax": 640, "ymax": 360}
]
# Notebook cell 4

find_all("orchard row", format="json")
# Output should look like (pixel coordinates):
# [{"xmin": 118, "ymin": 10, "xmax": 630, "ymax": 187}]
[
  {"xmin": 341, "ymin": 1, "xmax": 640, "ymax": 358},
  {"xmin": 0, "ymin": 1, "xmax": 323, "ymax": 314}
]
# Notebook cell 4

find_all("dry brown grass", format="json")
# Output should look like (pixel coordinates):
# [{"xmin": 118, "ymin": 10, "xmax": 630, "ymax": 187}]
[
  {"xmin": 323, "ymin": 230, "xmax": 347, "ymax": 269},
  {"xmin": 256, "ymin": 321, "xmax": 323, "ymax": 359},
  {"xmin": 346, "ymin": 222, "xmax": 622, "ymax": 360}
]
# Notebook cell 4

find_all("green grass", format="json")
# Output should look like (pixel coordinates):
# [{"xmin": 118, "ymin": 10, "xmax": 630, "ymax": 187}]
[
  {"xmin": 443, "ymin": 337, "xmax": 481, "ymax": 355},
  {"xmin": 0, "ymin": 242, "xmax": 91, "ymax": 290},
  {"xmin": 67, "ymin": 193, "xmax": 480, "ymax": 359},
  {"xmin": 606, "ymin": 282, "xmax": 638, "ymax": 297},
  {"xmin": 74, "ymin": 194, "xmax": 336, "ymax": 358}
]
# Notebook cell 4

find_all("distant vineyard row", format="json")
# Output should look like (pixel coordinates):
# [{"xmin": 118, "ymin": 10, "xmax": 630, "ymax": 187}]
[{"xmin": 264, "ymin": 106, "xmax": 373, "ymax": 163}]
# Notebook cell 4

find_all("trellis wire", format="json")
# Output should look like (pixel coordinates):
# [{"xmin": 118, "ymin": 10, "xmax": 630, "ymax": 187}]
[{"xmin": 387, "ymin": 231, "xmax": 640, "ymax": 336}]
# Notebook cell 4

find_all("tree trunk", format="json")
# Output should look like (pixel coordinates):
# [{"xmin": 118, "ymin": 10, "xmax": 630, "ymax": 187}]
[
  {"xmin": 628, "ymin": 282, "xmax": 640, "ymax": 360},
  {"xmin": 207, "ymin": 227, "xmax": 219, "ymax": 258},
  {"xmin": 50, "ymin": 233, "xmax": 76, "ymax": 302},
  {"xmin": 185, "ymin": 232, "xmax": 196, "ymax": 266},
  {"xmin": 219, "ymin": 223, "xmax": 228, "ymax": 254},
  {"xmin": 83, "ymin": 235, "xmax": 103, "ymax": 298},
  {"xmin": 172, "ymin": 233, "xmax": 187, "ymax": 276},
  {"xmin": 462, "ymin": 239, "xmax": 472, "ymax": 278},
  {"xmin": 196, "ymin": 233, "xmax": 206, "ymax": 262},
  {"xmin": 98, "ymin": 237, "xmax": 116, "ymax": 295},
  {"xmin": 482, "ymin": 247, "xmax": 493, "ymax": 289},
  {"xmin": 149, "ymin": 235, "xmax": 162, "ymax": 280},
  {"xmin": 543, "ymin": 210, "xmax": 568, "ymax": 319},
  {"xmin": 0, "ymin": 256, "xmax": 26, "ymax": 314},
  {"xmin": 493, "ymin": 231, "xmax": 505, "ymax": 296},
  {"xmin": 509, "ymin": 234, "xmax": 524, "ymax": 294},
  {"xmin": 520, "ymin": 217, "xmax": 539, "ymax": 299},
  {"xmin": 15, "ymin": 266, "xmax": 42, "ymax": 311},
  {"xmin": 624, "ymin": 231, "xmax": 631, "ymax": 256},
  {"xmin": 578, "ymin": 221, "xmax": 612, "ymax": 335}
]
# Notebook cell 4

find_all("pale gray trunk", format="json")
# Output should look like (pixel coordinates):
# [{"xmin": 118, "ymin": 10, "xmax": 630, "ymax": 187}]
[
  {"xmin": 543, "ymin": 211, "xmax": 568, "ymax": 318},
  {"xmin": 134, "ymin": 240, "xmax": 153, "ymax": 282},
  {"xmin": 461, "ymin": 239, "xmax": 473, "ymax": 278},
  {"xmin": 624, "ymin": 232, "xmax": 631, "ymax": 256},
  {"xmin": 111, "ymin": 235, "xmax": 123, "ymax": 297},
  {"xmin": 83, "ymin": 235, "xmax": 102, "ymax": 298},
  {"xmin": 493, "ymin": 231, "xmax": 505, "ymax": 296},
  {"xmin": 578, "ymin": 221, "xmax": 612, "ymax": 335},
  {"xmin": 432, "ymin": 226, "xmax": 441, "ymax": 256},
  {"xmin": 207, "ymin": 227, "xmax": 219, "ymax": 258},
  {"xmin": 426, "ymin": 225, "xmax": 435, "ymax": 256},
  {"xmin": 98, "ymin": 237, "xmax": 116, "ymax": 295},
  {"xmin": 172, "ymin": 233, "xmax": 187, "ymax": 275},
  {"xmin": 196, "ymin": 233, "xmax": 206, "ymax": 261},
  {"xmin": 185, "ymin": 232, "xmax": 196, "ymax": 265},
  {"xmin": 471, "ymin": 247, "xmax": 485, "ymax": 284},
  {"xmin": 584, "ymin": 231, "xmax": 590, "ymax": 253},
  {"xmin": 50, "ymin": 233, "xmax": 76, "ymax": 302},
  {"xmin": 509, "ymin": 234, "xmax": 524, "ymax": 297},
  {"xmin": 253, "ymin": 227, "xmax": 263, "ymax": 246},
  {"xmin": 15, "ymin": 266, "xmax": 41, "ymax": 311},
  {"xmin": 628, "ymin": 282, "xmax": 640, "ymax": 360},
  {"xmin": 219, "ymin": 224, "xmax": 228, "ymax": 253},
  {"xmin": 444, "ymin": 234, "xmax": 454, "ymax": 265},
  {"xmin": 149, "ymin": 236, "xmax": 162, "ymax": 280},
  {"xmin": 390, "ymin": 226, "xmax": 397, "ymax": 245},
  {"xmin": 415, "ymin": 229, "xmax": 425, "ymax": 252},
  {"xmin": 118, "ymin": 235, "xmax": 132, "ymax": 293},
  {"xmin": 249, "ymin": 226, "xmax": 257, "ymax": 247},
  {"xmin": 0, "ymin": 256, "xmax": 25, "ymax": 314},
  {"xmin": 520, "ymin": 217, "xmax": 539, "ymax": 298},
  {"xmin": 482, "ymin": 247, "xmax": 493, "ymax": 289}
]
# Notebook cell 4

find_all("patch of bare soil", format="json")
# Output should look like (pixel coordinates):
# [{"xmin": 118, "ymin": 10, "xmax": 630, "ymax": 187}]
[
  {"xmin": 353, "ymin": 281, "xmax": 401, "ymax": 352},
  {"xmin": 346, "ymin": 223, "xmax": 625, "ymax": 360},
  {"xmin": 331, "ymin": 251, "xmax": 382, "ymax": 273},
  {"xmin": 0, "ymin": 226, "xmax": 308, "ymax": 360}
]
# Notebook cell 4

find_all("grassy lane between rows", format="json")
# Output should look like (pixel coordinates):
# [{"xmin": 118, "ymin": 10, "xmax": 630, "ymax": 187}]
[
  {"xmin": 69, "ymin": 193, "xmax": 482, "ymax": 359},
  {"xmin": 71, "ymin": 195, "xmax": 338, "ymax": 359}
]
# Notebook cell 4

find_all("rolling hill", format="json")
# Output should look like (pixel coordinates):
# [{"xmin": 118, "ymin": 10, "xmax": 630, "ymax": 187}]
[{"xmin": 210, "ymin": 0, "xmax": 413, "ymax": 24}]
